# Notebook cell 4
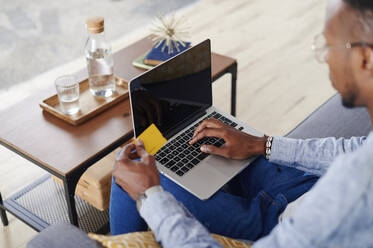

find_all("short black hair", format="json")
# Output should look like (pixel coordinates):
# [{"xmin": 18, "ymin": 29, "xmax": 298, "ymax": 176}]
[
  {"xmin": 343, "ymin": 0, "xmax": 373, "ymax": 39},
  {"xmin": 343, "ymin": 0, "xmax": 373, "ymax": 12}
]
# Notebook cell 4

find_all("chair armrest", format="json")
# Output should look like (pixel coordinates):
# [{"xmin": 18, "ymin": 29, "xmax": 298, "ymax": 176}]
[{"xmin": 287, "ymin": 94, "xmax": 372, "ymax": 139}]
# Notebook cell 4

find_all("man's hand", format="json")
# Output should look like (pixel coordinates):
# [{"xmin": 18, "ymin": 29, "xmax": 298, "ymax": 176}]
[
  {"xmin": 112, "ymin": 139, "xmax": 160, "ymax": 201},
  {"xmin": 189, "ymin": 118, "xmax": 267, "ymax": 160}
]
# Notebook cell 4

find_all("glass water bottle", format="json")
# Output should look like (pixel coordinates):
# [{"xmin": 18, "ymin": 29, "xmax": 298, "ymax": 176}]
[{"xmin": 85, "ymin": 16, "xmax": 116, "ymax": 97}]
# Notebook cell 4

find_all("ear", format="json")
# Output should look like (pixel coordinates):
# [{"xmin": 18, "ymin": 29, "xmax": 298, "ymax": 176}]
[
  {"xmin": 360, "ymin": 47, "xmax": 373, "ymax": 72},
  {"xmin": 350, "ymin": 46, "xmax": 373, "ymax": 81}
]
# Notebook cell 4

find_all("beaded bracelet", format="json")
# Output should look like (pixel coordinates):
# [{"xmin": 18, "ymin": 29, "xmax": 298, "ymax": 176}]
[{"xmin": 265, "ymin": 136, "xmax": 273, "ymax": 160}]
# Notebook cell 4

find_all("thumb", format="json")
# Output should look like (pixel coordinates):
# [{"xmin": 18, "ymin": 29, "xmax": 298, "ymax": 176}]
[
  {"xmin": 135, "ymin": 138, "xmax": 148, "ymax": 157},
  {"xmin": 135, "ymin": 138, "xmax": 145, "ymax": 148},
  {"xmin": 200, "ymin": 145, "xmax": 228, "ymax": 158}
]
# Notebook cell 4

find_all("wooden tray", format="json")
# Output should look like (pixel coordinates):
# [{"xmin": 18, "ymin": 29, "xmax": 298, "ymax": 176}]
[{"xmin": 40, "ymin": 76, "xmax": 129, "ymax": 125}]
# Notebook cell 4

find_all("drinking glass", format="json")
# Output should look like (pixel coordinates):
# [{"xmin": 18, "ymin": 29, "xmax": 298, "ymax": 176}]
[{"xmin": 55, "ymin": 75, "xmax": 80, "ymax": 115}]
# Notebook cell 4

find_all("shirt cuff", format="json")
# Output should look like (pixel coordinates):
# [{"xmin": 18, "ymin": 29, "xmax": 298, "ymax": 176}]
[
  {"xmin": 139, "ymin": 190, "xmax": 187, "ymax": 231},
  {"xmin": 269, "ymin": 136, "xmax": 298, "ymax": 165}
]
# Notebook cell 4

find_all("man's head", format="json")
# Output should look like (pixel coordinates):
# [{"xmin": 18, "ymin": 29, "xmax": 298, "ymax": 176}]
[{"xmin": 324, "ymin": 0, "xmax": 373, "ymax": 108}]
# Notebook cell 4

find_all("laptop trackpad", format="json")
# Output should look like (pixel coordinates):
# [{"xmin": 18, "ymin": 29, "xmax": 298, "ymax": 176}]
[{"xmin": 204, "ymin": 155, "xmax": 251, "ymax": 177}]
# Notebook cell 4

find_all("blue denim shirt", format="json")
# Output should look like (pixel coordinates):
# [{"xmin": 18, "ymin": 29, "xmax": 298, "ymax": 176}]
[{"xmin": 140, "ymin": 133, "xmax": 373, "ymax": 248}]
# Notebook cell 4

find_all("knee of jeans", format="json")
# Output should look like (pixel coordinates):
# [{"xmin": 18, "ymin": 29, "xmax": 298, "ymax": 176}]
[
  {"xmin": 111, "ymin": 176, "xmax": 122, "ymax": 193},
  {"xmin": 110, "ymin": 177, "xmax": 132, "ymax": 203}
]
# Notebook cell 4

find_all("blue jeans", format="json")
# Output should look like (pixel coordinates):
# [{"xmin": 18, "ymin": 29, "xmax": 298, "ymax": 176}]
[{"xmin": 110, "ymin": 157, "xmax": 318, "ymax": 240}]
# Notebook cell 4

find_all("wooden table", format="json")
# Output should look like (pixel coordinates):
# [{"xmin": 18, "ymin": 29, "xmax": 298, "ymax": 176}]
[{"xmin": 0, "ymin": 36, "xmax": 237, "ymax": 231}]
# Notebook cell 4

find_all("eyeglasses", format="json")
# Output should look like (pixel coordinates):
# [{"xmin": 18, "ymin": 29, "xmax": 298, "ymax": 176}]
[{"xmin": 311, "ymin": 33, "xmax": 373, "ymax": 63}]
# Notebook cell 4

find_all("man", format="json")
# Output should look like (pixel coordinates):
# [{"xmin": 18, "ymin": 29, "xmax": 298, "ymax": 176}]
[{"xmin": 111, "ymin": 0, "xmax": 373, "ymax": 246}]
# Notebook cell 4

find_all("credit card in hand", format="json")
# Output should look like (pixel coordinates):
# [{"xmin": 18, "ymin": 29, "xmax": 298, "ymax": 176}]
[{"xmin": 134, "ymin": 123, "xmax": 167, "ymax": 155}]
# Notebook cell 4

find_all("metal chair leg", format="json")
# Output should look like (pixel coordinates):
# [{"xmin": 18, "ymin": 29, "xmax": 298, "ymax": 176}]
[{"xmin": 0, "ymin": 192, "xmax": 9, "ymax": 226}]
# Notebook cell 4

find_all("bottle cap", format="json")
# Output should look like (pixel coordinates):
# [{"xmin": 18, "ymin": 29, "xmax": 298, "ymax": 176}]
[{"xmin": 86, "ymin": 17, "xmax": 104, "ymax": 34}]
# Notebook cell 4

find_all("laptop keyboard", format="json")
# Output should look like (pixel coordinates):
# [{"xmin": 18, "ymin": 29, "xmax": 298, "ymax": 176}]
[{"xmin": 154, "ymin": 111, "xmax": 243, "ymax": 177}]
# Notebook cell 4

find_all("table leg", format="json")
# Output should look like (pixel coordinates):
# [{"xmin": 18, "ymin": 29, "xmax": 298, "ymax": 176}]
[
  {"xmin": 63, "ymin": 177, "xmax": 79, "ymax": 227},
  {"xmin": 229, "ymin": 62, "xmax": 238, "ymax": 117},
  {"xmin": 0, "ymin": 192, "xmax": 9, "ymax": 226}
]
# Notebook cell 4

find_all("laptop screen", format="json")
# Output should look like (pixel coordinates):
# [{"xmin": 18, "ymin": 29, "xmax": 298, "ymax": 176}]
[{"xmin": 129, "ymin": 39, "xmax": 212, "ymax": 139}]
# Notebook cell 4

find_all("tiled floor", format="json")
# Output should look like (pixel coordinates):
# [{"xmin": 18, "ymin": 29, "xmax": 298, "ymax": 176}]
[{"xmin": 1, "ymin": 0, "xmax": 334, "ymax": 247}]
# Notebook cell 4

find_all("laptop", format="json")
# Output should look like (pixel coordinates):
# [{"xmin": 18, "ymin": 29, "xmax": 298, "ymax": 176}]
[{"xmin": 129, "ymin": 39, "xmax": 263, "ymax": 200}]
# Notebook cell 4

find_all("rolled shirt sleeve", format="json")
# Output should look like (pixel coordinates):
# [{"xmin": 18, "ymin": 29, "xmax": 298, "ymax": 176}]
[
  {"xmin": 140, "ymin": 191, "xmax": 222, "ymax": 248},
  {"xmin": 269, "ymin": 136, "xmax": 366, "ymax": 176}
]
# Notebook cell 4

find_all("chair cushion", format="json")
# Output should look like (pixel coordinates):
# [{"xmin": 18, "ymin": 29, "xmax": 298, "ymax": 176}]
[
  {"xmin": 88, "ymin": 231, "xmax": 252, "ymax": 248},
  {"xmin": 27, "ymin": 223, "xmax": 103, "ymax": 248},
  {"xmin": 286, "ymin": 94, "xmax": 372, "ymax": 139}
]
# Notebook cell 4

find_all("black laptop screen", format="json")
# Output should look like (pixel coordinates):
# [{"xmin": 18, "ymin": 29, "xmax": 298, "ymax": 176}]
[{"xmin": 130, "ymin": 40, "xmax": 212, "ymax": 139}]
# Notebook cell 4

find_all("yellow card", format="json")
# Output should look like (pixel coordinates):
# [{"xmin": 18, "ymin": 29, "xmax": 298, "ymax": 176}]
[{"xmin": 134, "ymin": 124, "xmax": 167, "ymax": 155}]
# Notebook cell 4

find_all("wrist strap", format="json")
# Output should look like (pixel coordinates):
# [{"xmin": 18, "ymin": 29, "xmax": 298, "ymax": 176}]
[{"xmin": 265, "ymin": 136, "xmax": 273, "ymax": 160}]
